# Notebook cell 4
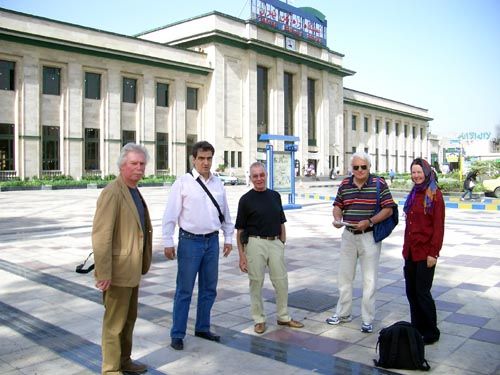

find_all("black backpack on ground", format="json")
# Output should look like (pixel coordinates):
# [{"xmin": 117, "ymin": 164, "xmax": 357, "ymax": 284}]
[{"xmin": 374, "ymin": 321, "xmax": 430, "ymax": 371}]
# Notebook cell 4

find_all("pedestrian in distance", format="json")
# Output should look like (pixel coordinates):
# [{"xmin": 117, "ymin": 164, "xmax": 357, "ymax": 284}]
[
  {"xmin": 403, "ymin": 158, "xmax": 445, "ymax": 345},
  {"xmin": 92, "ymin": 143, "xmax": 152, "ymax": 375},
  {"xmin": 235, "ymin": 162, "xmax": 304, "ymax": 334},
  {"xmin": 162, "ymin": 141, "xmax": 234, "ymax": 351},
  {"xmin": 461, "ymin": 170, "xmax": 478, "ymax": 200},
  {"xmin": 389, "ymin": 169, "xmax": 396, "ymax": 184},
  {"xmin": 327, "ymin": 152, "xmax": 397, "ymax": 333}
]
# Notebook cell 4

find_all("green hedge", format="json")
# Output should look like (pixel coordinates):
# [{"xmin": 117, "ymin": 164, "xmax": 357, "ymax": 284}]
[{"xmin": 0, "ymin": 174, "xmax": 176, "ymax": 188}]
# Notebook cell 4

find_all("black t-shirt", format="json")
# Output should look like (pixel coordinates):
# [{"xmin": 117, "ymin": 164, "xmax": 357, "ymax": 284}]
[
  {"xmin": 128, "ymin": 187, "xmax": 145, "ymax": 234},
  {"xmin": 235, "ymin": 189, "xmax": 286, "ymax": 237}
]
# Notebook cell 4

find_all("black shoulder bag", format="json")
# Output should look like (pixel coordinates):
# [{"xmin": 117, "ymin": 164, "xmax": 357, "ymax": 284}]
[{"xmin": 190, "ymin": 172, "xmax": 225, "ymax": 223}]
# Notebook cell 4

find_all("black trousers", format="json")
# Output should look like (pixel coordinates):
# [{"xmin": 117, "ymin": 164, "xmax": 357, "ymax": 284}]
[{"xmin": 404, "ymin": 258, "xmax": 440, "ymax": 343}]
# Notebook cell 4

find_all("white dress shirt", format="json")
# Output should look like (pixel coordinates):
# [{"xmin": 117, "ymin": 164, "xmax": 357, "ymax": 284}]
[{"xmin": 162, "ymin": 169, "xmax": 234, "ymax": 247}]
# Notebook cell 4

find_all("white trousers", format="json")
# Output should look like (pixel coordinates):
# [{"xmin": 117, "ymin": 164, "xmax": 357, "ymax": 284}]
[{"xmin": 335, "ymin": 230, "xmax": 381, "ymax": 324}]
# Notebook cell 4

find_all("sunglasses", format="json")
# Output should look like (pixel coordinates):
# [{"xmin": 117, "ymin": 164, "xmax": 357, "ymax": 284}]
[{"xmin": 352, "ymin": 165, "xmax": 368, "ymax": 171}]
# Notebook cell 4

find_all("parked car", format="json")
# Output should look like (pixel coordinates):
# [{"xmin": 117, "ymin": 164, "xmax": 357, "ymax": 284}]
[
  {"xmin": 482, "ymin": 176, "xmax": 500, "ymax": 198},
  {"xmin": 213, "ymin": 172, "xmax": 238, "ymax": 185}
]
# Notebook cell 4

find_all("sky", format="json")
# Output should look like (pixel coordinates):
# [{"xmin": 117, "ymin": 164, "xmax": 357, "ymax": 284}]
[{"xmin": 1, "ymin": 0, "xmax": 499, "ymax": 139}]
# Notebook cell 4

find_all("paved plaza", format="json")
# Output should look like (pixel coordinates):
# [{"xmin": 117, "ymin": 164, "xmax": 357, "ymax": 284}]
[{"xmin": 0, "ymin": 183, "xmax": 499, "ymax": 375}]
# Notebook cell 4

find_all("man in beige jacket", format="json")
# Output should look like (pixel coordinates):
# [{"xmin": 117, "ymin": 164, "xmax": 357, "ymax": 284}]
[{"xmin": 92, "ymin": 143, "xmax": 153, "ymax": 375}]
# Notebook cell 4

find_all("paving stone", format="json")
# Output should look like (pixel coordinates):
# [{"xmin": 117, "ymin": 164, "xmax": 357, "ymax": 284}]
[{"xmin": 0, "ymin": 185, "xmax": 499, "ymax": 374}]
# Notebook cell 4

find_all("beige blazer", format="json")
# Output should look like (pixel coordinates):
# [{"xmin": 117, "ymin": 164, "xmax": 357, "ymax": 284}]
[{"xmin": 92, "ymin": 175, "xmax": 152, "ymax": 287}]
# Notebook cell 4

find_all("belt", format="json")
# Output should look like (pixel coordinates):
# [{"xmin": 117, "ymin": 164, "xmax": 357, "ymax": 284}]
[
  {"xmin": 249, "ymin": 235, "xmax": 279, "ymax": 241},
  {"xmin": 345, "ymin": 226, "xmax": 373, "ymax": 235},
  {"xmin": 180, "ymin": 228, "xmax": 218, "ymax": 238}
]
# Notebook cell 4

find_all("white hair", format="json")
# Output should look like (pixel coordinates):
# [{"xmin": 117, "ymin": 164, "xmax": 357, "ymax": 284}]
[
  {"xmin": 350, "ymin": 151, "xmax": 371, "ymax": 168},
  {"xmin": 249, "ymin": 161, "xmax": 266, "ymax": 173},
  {"xmin": 117, "ymin": 143, "xmax": 150, "ymax": 169}
]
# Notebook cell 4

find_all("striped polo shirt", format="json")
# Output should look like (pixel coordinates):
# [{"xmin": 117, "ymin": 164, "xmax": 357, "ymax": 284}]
[{"xmin": 333, "ymin": 175, "xmax": 396, "ymax": 223}]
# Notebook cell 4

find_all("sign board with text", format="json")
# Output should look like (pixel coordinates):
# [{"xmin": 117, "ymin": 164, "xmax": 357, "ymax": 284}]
[
  {"xmin": 273, "ymin": 151, "xmax": 291, "ymax": 193},
  {"xmin": 251, "ymin": 0, "xmax": 327, "ymax": 46}
]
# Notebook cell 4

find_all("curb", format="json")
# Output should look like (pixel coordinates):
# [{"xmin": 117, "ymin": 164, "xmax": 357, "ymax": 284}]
[{"xmin": 295, "ymin": 193, "xmax": 500, "ymax": 211}]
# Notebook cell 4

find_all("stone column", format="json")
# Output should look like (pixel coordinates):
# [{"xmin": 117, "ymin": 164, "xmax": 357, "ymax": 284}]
[
  {"xmin": 66, "ymin": 62, "xmax": 83, "ymax": 179},
  {"xmin": 20, "ymin": 55, "xmax": 40, "ymax": 179}
]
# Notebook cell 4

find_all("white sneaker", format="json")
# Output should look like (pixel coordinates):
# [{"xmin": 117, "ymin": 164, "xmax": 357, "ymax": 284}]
[
  {"xmin": 326, "ymin": 315, "xmax": 352, "ymax": 325},
  {"xmin": 361, "ymin": 323, "xmax": 373, "ymax": 333}
]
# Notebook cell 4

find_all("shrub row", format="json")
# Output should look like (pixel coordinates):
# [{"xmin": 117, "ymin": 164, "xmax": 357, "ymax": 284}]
[{"xmin": 0, "ymin": 174, "xmax": 176, "ymax": 189}]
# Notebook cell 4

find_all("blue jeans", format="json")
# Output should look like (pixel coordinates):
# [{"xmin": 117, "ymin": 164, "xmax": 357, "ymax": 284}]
[
  {"xmin": 171, "ymin": 229, "xmax": 219, "ymax": 339},
  {"xmin": 461, "ymin": 189, "xmax": 473, "ymax": 199}
]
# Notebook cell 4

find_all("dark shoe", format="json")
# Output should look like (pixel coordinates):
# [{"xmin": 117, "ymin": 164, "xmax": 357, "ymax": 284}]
[
  {"xmin": 121, "ymin": 359, "xmax": 147, "ymax": 373},
  {"xmin": 170, "ymin": 338, "xmax": 184, "ymax": 350},
  {"xmin": 277, "ymin": 319, "xmax": 304, "ymax": 328},
  {"xmin": 423, "ymin": 337, "xmax": 439, "ymax": 345},
  {"xmin": 254, "ymin": 322, "xmax": 266, "ymax": 334},
  {"xmin": 195, "ymin": 331, "xmax": 220, "ymax": 342}
]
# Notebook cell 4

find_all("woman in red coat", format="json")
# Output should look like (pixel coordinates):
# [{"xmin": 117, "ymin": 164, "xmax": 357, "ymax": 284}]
[{"xmin": 403, "ymin": 158, "xmax": 445, "ymax": 345}]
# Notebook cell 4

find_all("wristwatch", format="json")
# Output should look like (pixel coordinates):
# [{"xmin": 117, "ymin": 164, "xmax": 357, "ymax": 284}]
[{"xmin": 368, "ymin": 218, "xmax": 374, "ymax": 227}]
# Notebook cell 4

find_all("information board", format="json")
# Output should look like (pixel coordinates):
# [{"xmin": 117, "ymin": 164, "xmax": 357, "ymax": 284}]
[{"xmin": 273, "ymin": 151, "xmax": 291, "ymax": 193}]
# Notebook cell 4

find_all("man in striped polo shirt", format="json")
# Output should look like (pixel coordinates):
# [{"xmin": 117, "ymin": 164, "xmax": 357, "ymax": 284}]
[{"xmin": 326, "ymin": 152, "xmax": 396, "ymax": 333}]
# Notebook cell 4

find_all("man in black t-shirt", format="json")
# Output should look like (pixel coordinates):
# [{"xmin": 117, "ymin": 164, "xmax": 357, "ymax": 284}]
[{"xmin": 235, "ymin": 162, "xmax": 304, "ymax": 334}]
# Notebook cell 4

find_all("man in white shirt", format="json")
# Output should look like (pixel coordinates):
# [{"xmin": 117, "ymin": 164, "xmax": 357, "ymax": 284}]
[{"xmin": 162, "ymin": 141, "xmax": 233, "ymax": 351}]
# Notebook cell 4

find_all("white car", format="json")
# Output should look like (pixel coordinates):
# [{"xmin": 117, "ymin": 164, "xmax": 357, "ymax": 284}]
[
  {"xmin": 213, "ymin": 172, "xmax": 238, "ymax": 185},
  {"xmin": 482, "ymin": 176, "xmax": 500, "ymax": 198}
]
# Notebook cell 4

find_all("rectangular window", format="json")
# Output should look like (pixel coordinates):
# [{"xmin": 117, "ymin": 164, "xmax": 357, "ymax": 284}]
[
  {"xmin": 224, "ymin": 151, "xmax": 229, "ymax": 167},
  {"xmin": 156, "ymin": 132, "xmax": 168, "ymax": 170},
  {"xmin": 284, "ymin": 72, "xmax": 294, "ymax": 136},
  {"xmin": 230, "ymin": 151, "xmax": 235, "ymax": 168},
  {"xmin": 375, "ymin": 119, "xmax": 380, "ymax": 134},
  {"xmin": 413, "ymin": 126, "xmax": 417, "ymax": 139},
  {"xmin": 84, "ymin": 128, "xmax": 100, "ymax": 170},
  {"xmin": 186, "ymin": 87, "xmax": 198, "ymax": 110},
  {"xmin": 307, "ymin": 78, "xmax": 316, "ymax": 146},
  {"xmin": 257, "ymin": 66, "xmax": 268, "ymax": 136},
  {"xmin": 123, "ymin": 77, "xmax": 137, "ymax": 103},
  {"xmin": 385, "ymin": 121, "xmax": 389, "ymax": 135},
  {"xmin": 42, "ymin": 125, "xmax": 60, "ymax": 170},
  {"xmin": 122, "ymin": 130, "xmax": 136, "ymax": 146},
  {"xmin": 0, "ymin": 60, "xmax": 15, "ymax": 91},
  {"xmin": 375, "ymin": 147, "xmax": 379, "ymax": 171},
  {"xmin": 395, "ymin": 123, "xmax": 400, "ymax": 136},
  {"xmin": 364, "ymin": 147, "xmax": 369, "ymax": 154},
  {"xmin": 43, "ymin": 66, "xmax": 61, "ymax": 96},
  {"xmin": 237, "ymin": 151, "xmax": 242, "ymax": 168},
  {"xmin": 364, "ymin": 117, "xmax": 369, "ymax": 132},
  {"xmin": 0, "ymin": 124, "xmax": 15, "ymax": 170},
  {"xmin": 84, "ymin": 72, "xmax": 101, "ymax": 100},
  {"xmin": 352, "ymin": 115, "xmax": 357, "ymax": 131},
  {"xmin": 420, "ymin": 128, "xmax": 424, "ymax": 139},
  {"xmin": 157, "ymin": 83, "xmax": 169, "ymax": 107},
  {"xmin": 404, "ymin": 125, "xmax": 408, "ymax": 138},
  {"xmin": 352, "ymin": 146, "xmax": 356, "ymax": 154}
]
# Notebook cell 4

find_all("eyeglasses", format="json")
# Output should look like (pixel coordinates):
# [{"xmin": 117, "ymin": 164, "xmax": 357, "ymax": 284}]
[{"xmin": 352, "ymin": 165, "xmax": 368, "ymax": 171}]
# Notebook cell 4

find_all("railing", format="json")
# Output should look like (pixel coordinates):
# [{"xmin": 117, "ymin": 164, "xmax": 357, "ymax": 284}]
[
  {"xmin": 83, "ymin": 170, "xmax": 102, "ymax": 179},
  {"xmin": 41, "ymin": 170, "xmax": 62, "ymax": 179},
  {"xmin": 156, "ymin": 169, "xmax": 170, "ymax": 177},
  {"xmin": 0, "ymin": 170, "xmax": 17, "ymax": 181}
]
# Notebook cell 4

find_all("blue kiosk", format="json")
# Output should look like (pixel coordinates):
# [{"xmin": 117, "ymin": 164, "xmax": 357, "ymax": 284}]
[{"xmin": 259, "ymin": 134, "xmax": 301, "ymax": 210}]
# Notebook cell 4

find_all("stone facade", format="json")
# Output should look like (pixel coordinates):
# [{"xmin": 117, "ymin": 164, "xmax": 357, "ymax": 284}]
[{"xmin": 0, "ymin": 8, "xmax": 431, "ymax": 180}]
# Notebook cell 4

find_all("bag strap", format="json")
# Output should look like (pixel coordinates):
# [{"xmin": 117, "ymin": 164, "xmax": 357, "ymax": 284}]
[
  {"xmin": 406, "ymin": 326, "xmax": 431, "ymax": 371},
  {"xmin": 374, "ymin": 176, "xmax": 382, "ymax": 214},
  {"xmin": 189, "ymin": 172, "xmax": 225, "ymax": 224},
  {"xmin": 75, "ymin": 252, "xmax": 94, "ymax": 274},
  {"xmin": 388, "ymin": 325, "xmax": 401, "ymax": 367}
]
